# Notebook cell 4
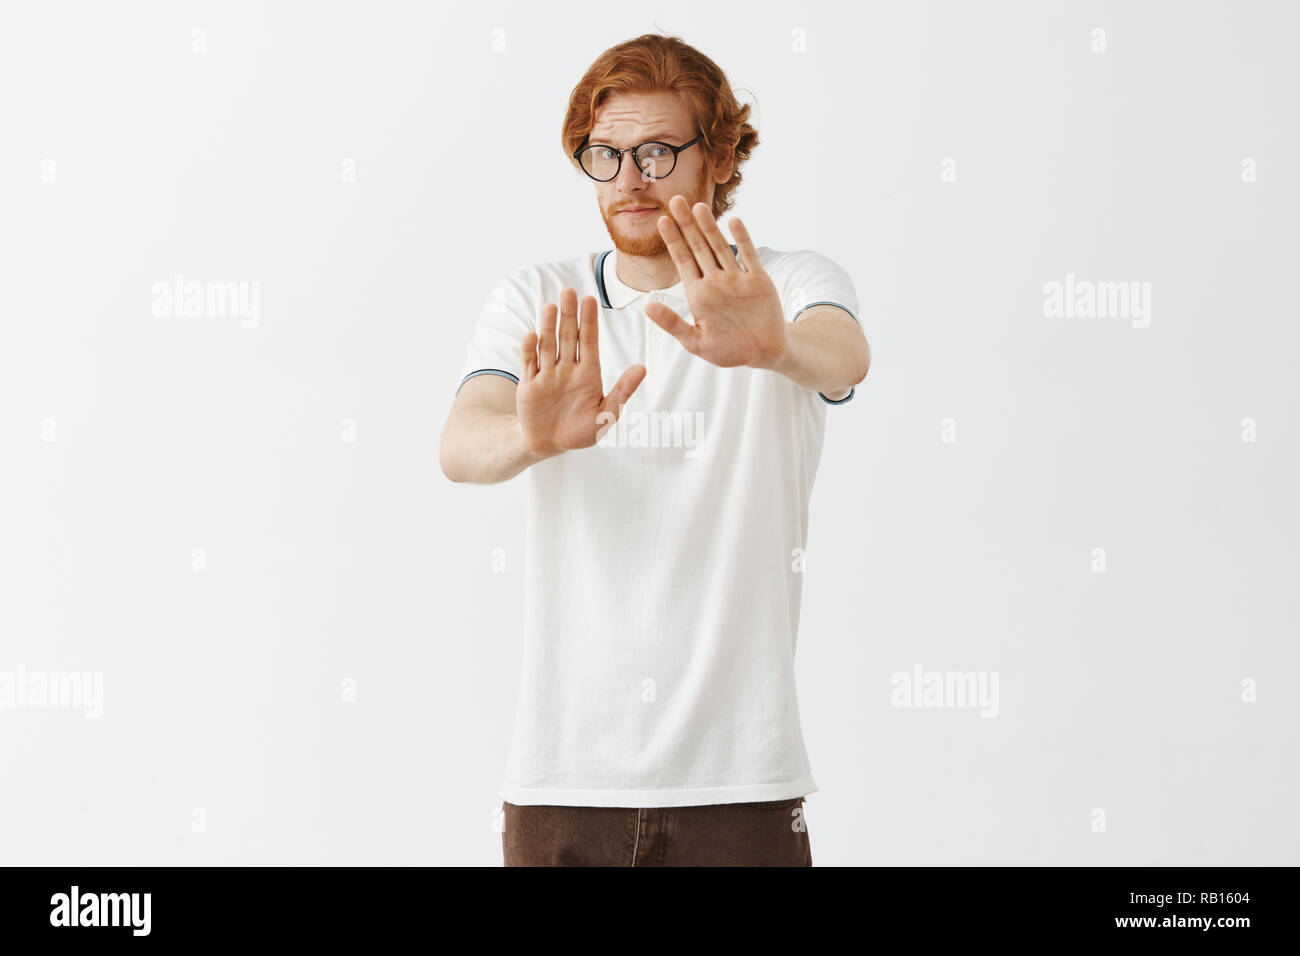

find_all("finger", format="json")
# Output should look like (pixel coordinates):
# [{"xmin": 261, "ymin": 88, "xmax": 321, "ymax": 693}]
[
  {"xmin": 557, "ymin": 287, "xmax": 579, "ymax": 365},
  {"xmin": 577, "ymin": 294, "xmax": 599, "ymax": 365},
  {"xmin": 537, "ymin": 302, "xmax": 557, "ymax": 372},
  {"xmin": 728, "ymin": 216, "xmax": 763, "ymax": 274},
  {"xmin": 601, "ymin": 364, "xmax": 648, "ymax": 418},
  {"xmin": 667, "ymin": 193, "xmax": 721, "ymax": 274},
  {"xmin": 692, "ymin": 201, "xmax": 739, "ymax": 273},
  {"xmin": 520, "ymin": 330, "xmax": 539, "ymax": 381},
  {"xmin": 656, "ymin": 210, "xmax": 702, "ymax": 283},
  {"xmin": 645, "ymin": 302, "xmax": 701, "ymax": 356}
]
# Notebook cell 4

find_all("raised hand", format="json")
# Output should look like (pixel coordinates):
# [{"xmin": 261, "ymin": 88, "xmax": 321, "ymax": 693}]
[
  {"xmin": 516, "ymin": 287, "xmax": 646, "ymax": 457},
  {"xmin": 645, "ymin": 194, "xmax": 788, "ymax": 369}
]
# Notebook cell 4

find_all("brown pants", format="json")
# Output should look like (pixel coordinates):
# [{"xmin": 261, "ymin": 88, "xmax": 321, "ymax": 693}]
[{"xmin": 501, "ymin": 796, "xmax": 811, "ymax": 866}]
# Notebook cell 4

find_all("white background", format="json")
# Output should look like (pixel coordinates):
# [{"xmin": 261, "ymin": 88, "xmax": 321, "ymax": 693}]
[{"xmin": 1, "ymin": 0, "xmax": 1296, "ymax": 865}]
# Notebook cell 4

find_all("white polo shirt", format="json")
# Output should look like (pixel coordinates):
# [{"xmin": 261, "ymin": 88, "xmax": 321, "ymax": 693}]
[{"xmin": 456, "ymin": 244, "xmax": 860, "ymax": 808}]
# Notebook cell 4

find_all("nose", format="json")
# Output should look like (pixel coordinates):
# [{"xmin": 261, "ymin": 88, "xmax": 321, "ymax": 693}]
[{"xmin": 614, "ymin": 150, "xmax": 649, "ymax": 194}]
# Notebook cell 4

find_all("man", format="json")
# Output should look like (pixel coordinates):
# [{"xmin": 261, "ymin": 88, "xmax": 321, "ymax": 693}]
[{"xmin": 441, "ymin": 34, "xmax": 869, "ymax": 866}]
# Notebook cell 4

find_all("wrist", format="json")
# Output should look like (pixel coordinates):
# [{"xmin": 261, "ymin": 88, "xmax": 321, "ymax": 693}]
[
  {"xmin": 512, "ymin": 416, "xmax": 561, "ymax": 465},
  {"xmin": 752, "ymin": 327, "xmax": 796, "ymax": 374}
]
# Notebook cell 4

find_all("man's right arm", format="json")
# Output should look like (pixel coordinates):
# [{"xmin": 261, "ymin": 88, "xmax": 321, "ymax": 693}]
[
  {"xmin": 441, "ymin": 288, "xmax": 646, "ymax": 485},
  {"xmin": 439, "ymin": 374, "xmax": 552, "ymax": 484}
]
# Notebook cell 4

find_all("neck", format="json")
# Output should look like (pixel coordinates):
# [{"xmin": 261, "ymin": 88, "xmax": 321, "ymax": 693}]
[{"xmin": 615, "ymin": 249, "xmax": 680, "ymax": 292}]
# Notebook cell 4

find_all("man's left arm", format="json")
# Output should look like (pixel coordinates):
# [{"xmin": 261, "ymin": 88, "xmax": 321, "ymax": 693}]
[
  {"xmin": 647, "ymin": 195, "xmax": 871, "ymax": 401},
  {"xmin": 760, "ymin": 304, "xmax": 870, "ymax": 402}
]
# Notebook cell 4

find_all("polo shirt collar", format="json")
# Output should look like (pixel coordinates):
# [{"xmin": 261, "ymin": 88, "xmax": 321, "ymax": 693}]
[
  {"xmin": 595, "ymin": 245, "xmax": 739, "ymax": 310},
  {"xmin": 595, "ymin": 249, "xmax": 680, "ymax": 309}
]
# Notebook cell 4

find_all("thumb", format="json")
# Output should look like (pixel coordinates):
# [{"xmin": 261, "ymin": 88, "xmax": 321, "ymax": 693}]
[
  {"xmin": 645, "ymin": 302, "xmax": 700, "ymax": 354},
  {"xmin": 600, "ymin": 364, "xmax": 647, "ymax": 419}
]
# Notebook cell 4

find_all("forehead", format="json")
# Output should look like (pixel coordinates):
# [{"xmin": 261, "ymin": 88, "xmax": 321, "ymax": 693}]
[{"xmin": 589, "ymin": 91, "xmax": 692, "ymax": 141}]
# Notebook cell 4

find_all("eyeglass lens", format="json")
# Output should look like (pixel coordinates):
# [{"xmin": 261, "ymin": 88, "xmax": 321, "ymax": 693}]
[{"xmin": 579, "ymin": 142, "xmax": 676, "ymax": 181}]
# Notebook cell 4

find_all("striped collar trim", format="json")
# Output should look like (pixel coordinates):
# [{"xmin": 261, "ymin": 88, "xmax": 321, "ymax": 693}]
[{"xmin": 595, "ymin": 244, "xmax": 738, "ymax": 309}]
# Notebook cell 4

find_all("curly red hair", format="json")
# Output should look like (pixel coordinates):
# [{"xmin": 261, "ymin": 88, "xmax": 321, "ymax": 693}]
[{"xmin": 561, "ymin": 33, "xmax": 759, "ymax": 221}]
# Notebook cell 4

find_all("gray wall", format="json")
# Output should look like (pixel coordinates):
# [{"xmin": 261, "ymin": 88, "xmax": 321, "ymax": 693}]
[{"xmin": 1, "ymin": 0, "xmax": 1295, "ymax": 864}]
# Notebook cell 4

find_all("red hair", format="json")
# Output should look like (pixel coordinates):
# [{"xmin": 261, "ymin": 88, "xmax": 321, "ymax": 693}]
[{"xmin": 561, "ymin": 33, "xmax": 759, "ymax": 220}]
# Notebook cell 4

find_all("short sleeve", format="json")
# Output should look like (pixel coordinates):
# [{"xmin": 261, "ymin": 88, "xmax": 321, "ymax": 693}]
[
  {"xmin": 455, "ymin": 267, "xmax": 538, "ymax": 395},
  {"xmin": 773, "ymin": 249, "xmax": 862, "ymax": 405}
]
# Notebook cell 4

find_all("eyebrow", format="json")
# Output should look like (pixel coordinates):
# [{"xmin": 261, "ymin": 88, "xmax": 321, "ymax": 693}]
[{"xmin": 588, "ymin": 131, "xmax": 680, "ymax": 145}]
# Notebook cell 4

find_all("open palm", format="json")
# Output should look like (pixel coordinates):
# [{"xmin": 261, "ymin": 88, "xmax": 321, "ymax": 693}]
[
  {"xmin": 644, "ymin": 194, "xmax": 788, "ymax": 369},
  {"xmin": 517, "ymin": 288, "xmax": 646, "ymax": 456}
]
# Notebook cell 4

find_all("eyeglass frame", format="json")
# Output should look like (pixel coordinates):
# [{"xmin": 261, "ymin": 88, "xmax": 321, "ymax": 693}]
[{"xmin": 572, "ymin": 133, "xmax": 705, "ymax": 182}]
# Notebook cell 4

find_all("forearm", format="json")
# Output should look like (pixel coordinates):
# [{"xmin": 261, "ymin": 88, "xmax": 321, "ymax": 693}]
[
  {"xmin": 763, "ymin": 311, "xmax": 870, "ymax": 398},
  {"xmin": 439, "ymin": 407, "xmax": 552, "ymax": 484}
]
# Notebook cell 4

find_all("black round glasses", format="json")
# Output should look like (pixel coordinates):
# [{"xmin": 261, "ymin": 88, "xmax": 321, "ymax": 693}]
[{"xmin": 573, "ymin": 133, "xmax": 704, "ymax": 182}]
